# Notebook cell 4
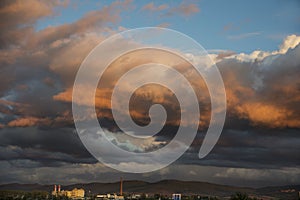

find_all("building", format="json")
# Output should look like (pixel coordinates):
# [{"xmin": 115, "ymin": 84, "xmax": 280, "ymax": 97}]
[
  {"xmin": 130, "ymin": 194, "xmax": 141, "ymax": 199},
  {"xmin": 52, "ymin": 185, "xmax": 85, "ymax": 199},
  {"xmin": 51, "ymin": 185, "xmax": 60, "ymax": 196},
  {"xmin": 96, "ymin": 178, "xmax": 124, "ymax": 200},
  {"xmin": 69, "ymin": 188, "xmax": 85, "ymax": 199},
  {"xmin": 96, "ymin": 193, "xmax": 124, "ymax": 200},
  {"xmin": 172, "ymin": 194, "xmax": 181, "ymax": 200}
]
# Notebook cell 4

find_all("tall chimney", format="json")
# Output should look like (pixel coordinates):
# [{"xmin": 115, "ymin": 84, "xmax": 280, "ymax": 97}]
[
  {"xmin": 54, "ymin": 185, "xmax": 57, "ymax": 192},
  {"xmin": 58, "ymin": 185, "xmax": 61, "ymax": 192},
  {"xmin": 120, "ymin": 177, "xmax": 123, "ymax": 196}
]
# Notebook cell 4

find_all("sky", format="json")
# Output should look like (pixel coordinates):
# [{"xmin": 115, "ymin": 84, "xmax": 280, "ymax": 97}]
[{"xmin": 0, "ymin": 0, "xmax": 300, "ymax": 188}]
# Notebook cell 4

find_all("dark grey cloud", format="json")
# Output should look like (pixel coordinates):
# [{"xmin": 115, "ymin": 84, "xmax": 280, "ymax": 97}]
[
  {"xmin": 181, "ymin": 128, "xmax": 300, "ymax": 169},
  {"xmin": 0, "ymin": 127, "xmax": 96, "ymax": 165}
]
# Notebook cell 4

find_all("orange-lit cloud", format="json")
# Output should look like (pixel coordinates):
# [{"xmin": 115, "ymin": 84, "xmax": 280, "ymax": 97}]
[
  {"xmin": 218, "ymin": 35, "xmax": 300, "ymax": 128},
  {"xmin": 8, "ymin": 117, "xmax": 51, "ymax": 127},
  {"xmin": 141, "ymin": 1, "xmax": 199, "ymax": 17},
  {"xmin": 1, "ymin": 0, "xmax": 299, "ymax": 131},
  {"xmin": 235, "ymin": 103, "xmax": 295, "ymax": 128},
  {"xmin": 167, "ymin": 2, "xmax": 200, "ymax": 17},
  {"xmin": 51, "ymin": 34, "xmax": 300, "ymax": 129},
  {"xmin": 0, "ymin": 0, "xmax": 68, "ymax": 48},
  {"xmin": 142, "ymin": 2, "xmax": 169, "ymax": 11}
]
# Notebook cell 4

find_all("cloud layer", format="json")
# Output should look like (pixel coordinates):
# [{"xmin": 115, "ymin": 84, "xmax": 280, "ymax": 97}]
[{"xmin": 0, "ymin": 0, "xmax": 299, "ymax": 186}]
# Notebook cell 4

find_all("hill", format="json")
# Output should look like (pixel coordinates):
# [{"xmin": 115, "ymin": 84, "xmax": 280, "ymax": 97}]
[{"xmin": 0, "ymin": 180, "xmax": 299, "ymax": 199}]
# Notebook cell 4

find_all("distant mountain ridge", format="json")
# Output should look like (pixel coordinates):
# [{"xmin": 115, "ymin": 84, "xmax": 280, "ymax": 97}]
[{"xmin": 0, "ymin": 180, "xmax": 299, "ymax": 199}]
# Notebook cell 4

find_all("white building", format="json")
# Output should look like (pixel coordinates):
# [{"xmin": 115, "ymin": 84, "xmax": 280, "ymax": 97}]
[
  {"xmin": 96, "ymin": 193, "xmax": 124, "ymax": 200},
  {"xmin": 172, "ymin": 194, "xmax": 181, "ymax": 200}
]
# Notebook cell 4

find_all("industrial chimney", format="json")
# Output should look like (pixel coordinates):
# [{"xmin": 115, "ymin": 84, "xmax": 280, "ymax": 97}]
[
  {"xmin": 58, "ymin": 185, "xmax": 61, "ymax": 192},
  {"xmin": 54, "ymin": 185, "xmax": 57, "ymax": 192},
  {"xmin": 120, "ymin": 177, "xmax": 123, "ymax": 196}
]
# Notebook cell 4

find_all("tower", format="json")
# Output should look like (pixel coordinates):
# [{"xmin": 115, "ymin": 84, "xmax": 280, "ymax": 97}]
[{"xmin": 120, "ymin": 177, "xmax": 123, "ymax": 196}]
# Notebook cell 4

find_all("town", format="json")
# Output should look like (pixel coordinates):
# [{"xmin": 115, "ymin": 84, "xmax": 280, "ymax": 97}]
[{"xmin": 1, "ymin": 179, "xmax": 299, "ymax": 200}]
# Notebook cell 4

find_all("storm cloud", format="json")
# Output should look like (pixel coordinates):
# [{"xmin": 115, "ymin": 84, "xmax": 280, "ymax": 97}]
[{"xmin": 0, "ymin": 0, "xmax": 299, "ymax": 187}]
